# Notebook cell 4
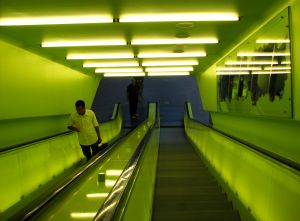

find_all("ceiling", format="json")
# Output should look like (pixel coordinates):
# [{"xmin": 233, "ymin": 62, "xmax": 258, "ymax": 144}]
[{"xmin": 0, "ymin": 0, "xmax": 287, "ymax": 76}]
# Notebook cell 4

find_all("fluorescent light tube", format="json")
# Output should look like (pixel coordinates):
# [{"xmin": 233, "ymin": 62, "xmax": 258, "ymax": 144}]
[
  {"xmin": 256, "ymin": 39, "xmax": 290, "ymax": 44},
  {"xmin": 264, "ymin": 66, "xmax": 291, "ymax": 71},
  {"xmin": 225, "ymin": 61, "xmax": 278, "ymax": 65},
  {"xmin": 120, "ymin": 13, "xmax": 239, "ymax": 22},
  {"xmin": 216, "ymin": 72, "xmax": 249, "ymax": 75},
  {"xmin": 67, "ymin": 53, "xmax": 134, "ymax": 60},
  {"xmin": 84, "ymin": 61, "xmax": 139, "ymax": 68},
  {"xmin": 145, "ymin": 67, "xmax": 193, "ymax": 72},
  {"xmin": 148, "ymin": 72, "xmax": 190, "ymax": 76},
  {"xmin": 42, "ymin": 40, "xmax": 126, "ymax": 47},
  {"xmin": 103, "ymin": 73, "xmax": 146, "ymax": 77},
  {"xmin": 86, "ymin": 193, "xmax": 109, "ymax": 198},
  {"xmin": 216, "ymin": 67, "xmax": 262, "ymax": 71},
  {"xmin": 96, "ymin": 68, "xmax": 143, "ymax": 73},
  {"xmin": 106, "ymin": 170, "xmax": 123, "ymax": 176},
  {"xmin": 70, "ymin": 212, "xmax": 97, "ymax": 218},
  {"xmin": 237, "ymin": 52, "xmax": 290, "ymax": 57},
  {"xmin": 0, "ymin": 16, "xmax": 113, "ymax": 26},
  {"xmin": 138, "ymin": 52, "xmax": 206, "ymax": 58},
  {"xmin": 252, "ymin": 71, "xmax": 291, "ymax": 75},
  {"xmin": 132, "ymin": 38, "xmax": 218, "ymax": 45},
  {"xmin": 142, "ymin": 60, "xmax": 198, "ymax": 66}
]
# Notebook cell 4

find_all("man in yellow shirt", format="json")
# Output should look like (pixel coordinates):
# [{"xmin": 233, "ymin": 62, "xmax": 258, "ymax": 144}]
[{"xmin": 68, "ymin": 100, "xmax": 102, "ymax": 161}]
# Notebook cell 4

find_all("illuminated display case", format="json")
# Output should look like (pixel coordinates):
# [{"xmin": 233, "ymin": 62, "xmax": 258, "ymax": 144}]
[{"xmin": 217, "ymin": 8, "xmax": 292, "ymax": 118}]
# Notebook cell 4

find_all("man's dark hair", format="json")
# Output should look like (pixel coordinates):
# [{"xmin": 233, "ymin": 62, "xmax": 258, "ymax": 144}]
[{"xmin": 75, "ymin": 100, "xmax": 85, "ymax": 108}]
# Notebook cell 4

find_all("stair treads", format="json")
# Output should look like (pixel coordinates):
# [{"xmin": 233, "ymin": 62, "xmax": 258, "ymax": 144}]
[
  {"xmin": 154, "ymin": 200, "xmax": 233, "ymax": 211},
  {"xmin": 153, "ymin": 210, "xmax": 240, "ymax": 221},
  {"xmin": 152, "ymin": 128, "xmax": 240, "ymax": 221}
]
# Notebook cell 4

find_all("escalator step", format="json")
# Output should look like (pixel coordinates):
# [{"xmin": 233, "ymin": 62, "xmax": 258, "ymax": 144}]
[
  {"xmin": 154, "ymin": 200, "xmax": 233, "ymax": 211},
  {"xmin": 156, "ymin": 186, "xmax": 222, "ymax": 195},
  {"xmin": 153, "ymin": 128, "xmax": 240, "ymax": 221},
  {"xmin": 155, "ymin": 193, "xmax": 228, "ymax": 201},
  {"xmin": 156, "ymin": 177, "xmax": 218, "ymax": 186},
  {"xmin": 153, "ymin": 210, "xmax": 240, "ymax": 221}
]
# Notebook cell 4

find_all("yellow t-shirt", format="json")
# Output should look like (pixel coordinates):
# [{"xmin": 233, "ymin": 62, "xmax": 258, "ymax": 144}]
[{"xmin": 69, "ymin": 109, "xmax": 99, "ymax": 145}]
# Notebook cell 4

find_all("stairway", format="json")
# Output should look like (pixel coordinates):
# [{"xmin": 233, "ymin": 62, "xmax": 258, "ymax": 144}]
[{"xmin": 152, "ymin": 128, "xmax": 240, "ymax": 221}]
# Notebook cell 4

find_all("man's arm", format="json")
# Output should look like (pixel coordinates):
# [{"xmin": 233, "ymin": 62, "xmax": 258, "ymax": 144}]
[
  {"xmin": 68, "ymin": 114, "xmax": 80, "ymax": 132},
  {"xmin": 94, "ymin": 126, "xmax": 102, "ymax": 143},
  {"xmin": 68, "ymin": 125, "xmax": 80, "ymax": 132},
  {"xmin": 91, "ymin": 111, "xmax": 102, "ymax": 143}
]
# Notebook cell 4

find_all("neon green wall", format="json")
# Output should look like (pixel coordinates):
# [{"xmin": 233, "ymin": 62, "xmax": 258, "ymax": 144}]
[
  {"xmin": 211, "ymin": 112, "xmax": 300, "ymax": 164},
  {"xmin": 196, "ymin": 1, "xmax": 300, "ymax": 165},
  {"xmin": 0, "ymin": 38, "xmax": 101, "ymax": 149},
  {"xmin": 184, "ymin": 112, "xmax": 300, "ymax": 221},
  {"xmin": 0, "ymin": 115, "xmax": 69, "ymax": 149},
  {"xmin": 197, "ymin": 64, "xmax": 218, "ymax": 112},
  {"xmin": 291, "ymin": 0, "xmax": 300, "ymax": 120}
]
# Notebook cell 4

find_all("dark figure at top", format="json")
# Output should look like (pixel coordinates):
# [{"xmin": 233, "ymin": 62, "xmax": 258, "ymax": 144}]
[{"xmin": 127, "ymin": 78, "xmax": 139, "ymax": 120}]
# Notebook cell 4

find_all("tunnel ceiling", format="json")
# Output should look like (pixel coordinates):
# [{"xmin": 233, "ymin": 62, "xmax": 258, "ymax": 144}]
[{"xmin": 0, "ymin": 0, "xmax": 287, "ymax": 76}]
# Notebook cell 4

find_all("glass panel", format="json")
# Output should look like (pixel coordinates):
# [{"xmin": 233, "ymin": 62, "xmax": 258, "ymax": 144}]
[{"xmin": 217, "ymin": 8, "xmax": 292, "ymax": 118}]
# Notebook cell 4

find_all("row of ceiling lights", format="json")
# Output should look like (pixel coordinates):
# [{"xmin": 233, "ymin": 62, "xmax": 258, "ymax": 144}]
[
  {"xmin": 0, "ymin": 13, "xmax": 240, "ymax": 26},
  {"xmin": 102, "ymin": 72, "xmax": 191, "ymax": 77},
  {"xmin": 1, "ymin": 13, "xmax": 291, "ymax": 77}
]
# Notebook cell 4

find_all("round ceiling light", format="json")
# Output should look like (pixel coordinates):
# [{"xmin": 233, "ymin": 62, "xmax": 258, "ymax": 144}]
[
  {"xmin": 173, "ymin": 45, "xmax": 185, "ymax": 53},
  {"xmin": 176, "ymin": 22, "xmax": 194, "ymax": 29},
  {"xmin": 175, "ymin": 32, "xmax": 190, "ymax": 38}
]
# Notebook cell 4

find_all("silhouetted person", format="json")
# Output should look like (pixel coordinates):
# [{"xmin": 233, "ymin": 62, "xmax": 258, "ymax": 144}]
[
  {"xmin": 127, "ymin": 78, "xmax": 139, "ymax": 120},
  {"xmin": 68, "ymin": 100, "xmax": 102, "ymax": 161}
]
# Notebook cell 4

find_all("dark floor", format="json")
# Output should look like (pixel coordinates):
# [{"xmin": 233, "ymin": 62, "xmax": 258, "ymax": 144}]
[{"xmin": 152, "ymin": 128, "xmax": 240, "ymax": 221}]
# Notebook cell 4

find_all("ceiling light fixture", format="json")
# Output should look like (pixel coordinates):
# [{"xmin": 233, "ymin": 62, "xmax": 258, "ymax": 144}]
[
  {"xmin": 216, "ymin": 67, "xmax": 262, "ymax": 71},
  {"xmin": 95, "ymin": 68, "xmax": 143, "ymax": 73},
  {"xmin": 225, "ymin": 61, "xmax": 278, "ymax": 65},
  {"xmin": 256, "ymin": 39, "xmax": 290, "ymax": 44},
  {"xmin": 145, "ymin": 67, "xmax": 194, "ymax": 72},
  {"xmin": 131, "ymin": 38, "xmax": 218, "ymax": 45},
  {"xmin": 252, "ymin": 71, "xmax": 291, "ymax": 75},
  {"xmin": 138, "ymin": 52, "xmax": 206, "ymax": 58},
  {"xmin": 42, "ymin": 40, "xmax": 127, "ymax": 47},
  {"xmin": 0, "ymin": 16, "xmax": 113, "ymax": 26},
  {"xmin": 216, "ymin": 72, "xmax": 249, "ymax": 75},
  {"xmin": 67, "ymin": 53, "xmax": 134, "ymax": 60},
  {"xmin": 237, "ymin": 52, "xmax": 290, "ymax": 57},
  {"xmin": 147, "ymin": 72, "xmax": 190, "ymax": 76},
  {"xmin": 142, "ymin": 60, "xmax": 199, "ymax": 66},
  {"xmin": 119, "ymin": 13, "xmax": 239, "ymax": 22},
  {"xmin": 103, "ymin": 73, "xmax": 146, "ymax": 77},
  {"xmin": 264, "ymin": 66, "xmax": 291, "ymax": 71},
  {"xmin": 83, "ymin": 61, "xmax": 139, "ymax": 68}
]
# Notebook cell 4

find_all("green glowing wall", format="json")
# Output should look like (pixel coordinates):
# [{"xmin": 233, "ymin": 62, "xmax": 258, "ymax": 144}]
[
  {"xmin": 0, "ymin": 39, "xmax": 101, "ymax": 149},
  {"xmin": 196, "ymin": 0, "xmax": 300, "ymax": 165}
]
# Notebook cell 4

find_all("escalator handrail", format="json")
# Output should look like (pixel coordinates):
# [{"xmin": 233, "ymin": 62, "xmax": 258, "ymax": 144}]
[
  {"xmin": 184, "ymin": 102, "xmax": 300, "ymax": 171},
  {"xmin": 93, "ymin": 103, "xmax": 159, "ymax": 221},
  {"xmin": 20, "ymin": 110, "xmax": 141, "ymax": 221},
  {"xmin": 0, "ymin": 103, "xmax": 121, "ymax": 154}
]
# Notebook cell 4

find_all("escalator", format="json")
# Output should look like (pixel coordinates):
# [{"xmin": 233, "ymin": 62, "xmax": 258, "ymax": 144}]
[
  {"xmin": 153, "ymin": 128, "xmax": 240, "ymax": 221},
  {"xmin": 4, "ymin": 102, "xmax": 299, "ymax": 221},
  {"xmin": 7, "ymin": 103, "xmax": 156, "ymax": 221}
]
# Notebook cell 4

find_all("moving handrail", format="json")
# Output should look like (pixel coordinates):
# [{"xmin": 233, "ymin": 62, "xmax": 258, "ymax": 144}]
[
  {"xmin": 93, "ymin": 103, "xmax": 158, "ymax": 221},
  {"xmin": 185, "ymin": 102, "xmax": 300, "ymax": 171},
  {"xmin": 0, "ymin": 103, "xmax": 121, "ymax": 154},
  {"xmin": 19, "ymin": 127, "xmax": 131, "ymax": 221},
  {"xmin": 18, "ymin": 103, "xmax": 142, "ymax": 221}
]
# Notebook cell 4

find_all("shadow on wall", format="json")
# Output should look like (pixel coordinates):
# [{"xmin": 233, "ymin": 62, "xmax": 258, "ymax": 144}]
[{"xmin": 92, "ymin": 76, "xmax": 211, "ymax": 127}]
